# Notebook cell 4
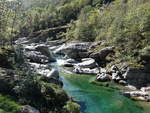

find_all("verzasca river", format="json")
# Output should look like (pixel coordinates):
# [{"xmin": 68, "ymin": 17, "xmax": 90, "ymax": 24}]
[{"xmin": 52, "ymin": 58, "xmax": 150, "ymax": 113}]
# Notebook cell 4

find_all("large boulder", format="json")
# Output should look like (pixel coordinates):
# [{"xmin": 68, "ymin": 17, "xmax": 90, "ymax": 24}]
[
  {"xmin": 140, "ymin": 46, "xmax": 150, "ymax": 63},
  {"xmin": 123, "ymin": 67, "xmax": 150, "ymax": 88},
  {"xmin": 66, "ymin": 59, "xmax": 78, "ymax": 64},
  {"xmin": 140, "ymin": 46, "xmax": 150, "ymax": 71},
  {"xmin": 25, "ymin": 51, "xmax": 49, "ymax": 64},
  {"xmin": 46, "ymin": 69, "xmax": 59, "ymax": 79},
  {"xmin": 21, "ymin": 105, "xmax": 40, "ymax": 113},
  {"xmin": 54, "ymin": 43, "xmax": 92, "ymax": 59},
  {"xmin": 24, "ymin": 44, "xmax": 56, "ymax": 63},
  {"xmin": 35, "ymin": 44, "xmax": 56, "ymax": 62},
  {"xmin": 15, "ymin": 37, "xmax": 29, "ymax": 44},
  {"xmin": 28, "ymin": 63, "xmax": 50, "ymax": 75},
  {"xmin": 75, "ymin": 58, "xmax": 97, "ymax": 69},
  {"xmin": 73, "ymin": 66, "xmax": 100, "ymax": 75},
  {"xmin": 90, "ymin": 46, "xmax": 115, "ymax": 61}
]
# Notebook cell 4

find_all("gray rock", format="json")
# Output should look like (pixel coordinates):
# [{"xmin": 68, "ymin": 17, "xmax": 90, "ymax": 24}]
[
  {"xmin": 125, "ymin": 85, "xmax": 137, "ymax": 91},
  {"xmin": 46, "ymin": 39, "xmax": 66, "ymax": 47},
  {"xmin": 141, "ymin": 87, "xmax": 150, "ymax": 92},
  {"xmin": 123, "ymin": 91, "xmax": 149, "ymax": 97},
  {"xmin": 35, "ymin": 44, "xmax": 55, "ymax": 61},
  {"xmin": 21, "ymin": 105, "xmax": 40, "ymax": 113},
  {"xmin": 90, "ymin": 46, "xmax": 115, "ymax": 60},
  {"xmin": 25, "ymin": 51, "xmax": 49, "ymax": 64},
  {"xmin": 15, "ymin": 37, "xmax": 29, "ymax": 44},
  {"xmin": 96, "ymin": 73, "xmax": 110, "ymax": 82},
  {"xmin": 28, "ymin": 63, "xmax": 50, "ymax": 75},
  {"xmin": 75, "ymin": 58, "xmax": 97, "ymax": 68},
  {"xmin": 46, "ymin": 69, "xmax": 59, "ymax": 79},
  {"xmin": 73, "ymin": 66, "xmax": 100, "ymax": 75},
  {"xmin": 66, "ymin": 59, "xmax": 78, "ymax": 63},
  {"xmin": 118, "ymin": 80, "xmax": 127, "ymax": 86},
  {"xmin": 123, "ymin": 67, "xmax": 150, "ymax": 87},
  {"xmin": 54, "ymin": 42, "xmax": 92, "ymax": 59},
  {"xmin": 112, "ymin": 71, "xmax": 122, "ymax": 81},
  {"xmin": 89, "ymin": 41, "xmax": 101, "ymax": 49}
]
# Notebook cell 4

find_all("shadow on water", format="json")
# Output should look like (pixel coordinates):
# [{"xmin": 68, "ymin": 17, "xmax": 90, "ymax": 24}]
[{"xmin": 77, "ymin": 101, "xmax": 87, "ymax": 113}]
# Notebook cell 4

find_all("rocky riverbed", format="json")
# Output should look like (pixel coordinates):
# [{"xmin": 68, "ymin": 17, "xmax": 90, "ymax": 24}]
[
  {"xmin": 15, "ymin": 37, "xmax": 150, "ymax": 103},
  {"xmin": 2, "ymin": 37, "xmax": 148, "ymax": 113}
]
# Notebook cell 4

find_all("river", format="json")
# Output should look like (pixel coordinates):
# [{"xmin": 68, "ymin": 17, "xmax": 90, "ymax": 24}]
[{"xmin": 52, "ymin": 58, "xmax": 150, "ymax": 113}]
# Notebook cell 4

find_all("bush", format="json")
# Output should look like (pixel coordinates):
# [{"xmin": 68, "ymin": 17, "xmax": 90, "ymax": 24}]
[
  {"xmin": 63, "ymin": 101, "xmax": 80, "ymax": 113},
  {"xmin": 13, "ymin": 73, "xmax": 69, "ymax": 113}
]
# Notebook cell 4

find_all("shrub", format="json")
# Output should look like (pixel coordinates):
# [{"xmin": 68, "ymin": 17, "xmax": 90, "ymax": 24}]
[{"xmin": 63, "ymin": 101, "xmax": 80, "ymax": 113}]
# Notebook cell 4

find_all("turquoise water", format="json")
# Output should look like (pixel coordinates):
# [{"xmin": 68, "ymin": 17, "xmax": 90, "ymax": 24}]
[
  {"xmin": 51, "ymin": 58, "xmax": 150, "ymax": 113},
  {"xmin": 62, "ymin": 74, "xmax": 150, "ymax": 113}
]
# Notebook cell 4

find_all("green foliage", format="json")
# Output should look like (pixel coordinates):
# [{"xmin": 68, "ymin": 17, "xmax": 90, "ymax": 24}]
[
  {"xmin": 12, "ymin": 73, "xmax": 68, "ymax": 113},
  {"xmin": 66, "ymin": 0, "xmax": 150, "ymax": 64},
  {"xmin": 0, "ymin": 0, "xmax": 22, "ymax": 45},
  {"xmin": 63, "ymin": 101, "xmax": 80, "ymax": 113},
  {"xmin": 0, "ymin": 94, "xmax": 21, "ymax": 113},
  {"xmin": 67, "ymin": 6, "xmax": 100, "ymax": 41}
]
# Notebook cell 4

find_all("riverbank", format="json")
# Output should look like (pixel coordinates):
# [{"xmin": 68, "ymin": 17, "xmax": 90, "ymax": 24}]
[{"xmin": 0, "ymin": 44, "xmax": 80, "ymax": 113}]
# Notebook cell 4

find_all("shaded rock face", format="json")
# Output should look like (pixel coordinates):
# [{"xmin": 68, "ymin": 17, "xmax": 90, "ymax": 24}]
[
  {"xmin": 35, "ymin": 44, "xmax": 56, "ymax": 62},
  {"xmin": 24, "ymin": 44, "xmax": 56, "ymax": 63},
  {"xmin": 46, "ymin": 69, "xmax": 59, "ymax": 79},
  {"xmin": 0, "ymin": 68, "xmax": 17, "ymax": 94},
  {"xmin": 54, "ymin": 43, "xmax": 92, "ymax": 59},
  {"xmin": 68, "ymin": 51, "xmax": 91, "ymax": 59},
  {"xmin": 0, "ymin": 54, "xmax": 12, "ymax": 68},
  {"xmin": 123, "ymin": 67, "xmax": 150, "ymax": 88},
  {"xmin": 25, "ymin": 51, "xmax": 49, "ymax": 64},
  {"xmin": 90, "ymin": 46, "xmax": 115, "ymax": 65},
  {"xmin": 0, "ymin": 48, "xmax": 14, "ymax": 68},
  {"xmin": 21, "ymin": 105, "xmax": 40, "ymax": 113}
]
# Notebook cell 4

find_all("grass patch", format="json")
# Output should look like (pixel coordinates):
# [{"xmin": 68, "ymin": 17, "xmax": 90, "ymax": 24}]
[{"xmin": 0, "ymin": 94, "xmax": 21, "ymax": 113}]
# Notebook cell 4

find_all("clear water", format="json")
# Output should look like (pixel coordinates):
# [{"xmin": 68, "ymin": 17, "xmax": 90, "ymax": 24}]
[{"xmin": 52, "ymin": 58, "xmax": 150, "ymax": 113}]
